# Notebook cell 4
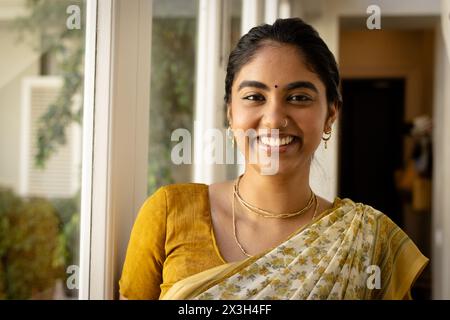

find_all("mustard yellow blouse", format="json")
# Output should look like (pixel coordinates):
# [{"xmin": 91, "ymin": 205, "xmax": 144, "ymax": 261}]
[{"xmin": 119, "ymin": 183, "xmax": 226, "ymax": 300}]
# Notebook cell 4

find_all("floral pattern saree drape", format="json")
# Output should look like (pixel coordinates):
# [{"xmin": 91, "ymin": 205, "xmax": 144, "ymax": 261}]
[{"xmin": 162, "ymin": 198, "xmax": 428, "ymax": 300}]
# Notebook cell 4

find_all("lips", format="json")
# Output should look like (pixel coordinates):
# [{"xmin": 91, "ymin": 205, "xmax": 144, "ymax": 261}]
[
  {"xmin": 259, "ymin": 135, "xmax": 295, "ymax": 147},
  {"xmin": 254, "ymin": 134, "xmax": 300, "ymax": 154}
]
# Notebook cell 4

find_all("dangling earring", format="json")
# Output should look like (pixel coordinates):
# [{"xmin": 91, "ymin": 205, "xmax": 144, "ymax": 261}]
[
  {"xmin": 227, "ymin": 126, "xmax": 235, "ymax": 148},
  {"xmin": 322, "ymin": 128, "xmax": 332, "ymax": 149}
]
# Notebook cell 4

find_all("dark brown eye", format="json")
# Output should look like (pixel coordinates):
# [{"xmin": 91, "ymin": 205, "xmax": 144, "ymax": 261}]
[
  {"xmin": 289, "ymin": 95, "xmax": 311, "ymax": 102},
  {"xmin": 243, "ymin": 94, "xmax": 265, "ymax": 101}
]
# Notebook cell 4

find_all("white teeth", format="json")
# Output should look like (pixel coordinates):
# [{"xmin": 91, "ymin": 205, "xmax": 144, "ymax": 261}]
[{"xmin": 260, "ymin": 135, "xmax": 294, "ymax": 147}]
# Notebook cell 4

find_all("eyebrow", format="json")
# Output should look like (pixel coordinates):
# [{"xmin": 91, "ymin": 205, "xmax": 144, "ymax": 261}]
[
  {"xmin": 285, "ymin": 81, "xmax": 318, "ymax": 93},
  {"xmin": 238, "ymin": 80, "xmax": 318, "ymax": 93},
  {"xmin": 238, "ymin": 80, "xmax": 269, "ymax": 91}
]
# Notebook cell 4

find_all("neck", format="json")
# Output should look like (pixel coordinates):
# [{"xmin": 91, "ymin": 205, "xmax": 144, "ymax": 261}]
[{"xmin": 238, "ymin": 165, "xmax": 312, "ymax": 217}]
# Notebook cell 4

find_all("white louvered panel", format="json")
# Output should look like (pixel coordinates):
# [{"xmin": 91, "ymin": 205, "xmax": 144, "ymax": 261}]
[{"xmin": 20, "ymin": 76, "xmax": 81, "ymax": 198}]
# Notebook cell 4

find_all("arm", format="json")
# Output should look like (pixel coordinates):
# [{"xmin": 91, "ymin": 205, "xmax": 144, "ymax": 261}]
[{"xmin": 118, "ymin": 187, "xmax": 168, "ymax": 300}]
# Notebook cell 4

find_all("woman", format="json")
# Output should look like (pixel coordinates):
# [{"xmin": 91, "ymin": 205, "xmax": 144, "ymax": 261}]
[{"xmin": 119, "ymin": 18, "xmax": 428, "ymax": 300}]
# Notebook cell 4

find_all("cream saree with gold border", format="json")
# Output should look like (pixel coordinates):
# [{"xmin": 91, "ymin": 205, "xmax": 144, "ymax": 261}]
[{"xmin": 162, "ymin": 198, "xmax": 428, "ymax": 300}]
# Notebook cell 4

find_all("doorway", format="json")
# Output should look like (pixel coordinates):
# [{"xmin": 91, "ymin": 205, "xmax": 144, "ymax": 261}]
[{"xmin": 339, "ymin": 78, "xmax": 405, "ymax": 226}]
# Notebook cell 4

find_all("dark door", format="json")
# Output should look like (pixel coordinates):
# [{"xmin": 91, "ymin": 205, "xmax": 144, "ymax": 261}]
[{"xmin": 339, "ymin": 78, "xmax": 405, "ymax": 226}]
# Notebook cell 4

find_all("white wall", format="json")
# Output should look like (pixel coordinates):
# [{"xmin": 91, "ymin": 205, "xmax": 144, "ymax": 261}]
[{"xmin": 432, "ymin": 17, "xmax": 450, "ymax": 300}]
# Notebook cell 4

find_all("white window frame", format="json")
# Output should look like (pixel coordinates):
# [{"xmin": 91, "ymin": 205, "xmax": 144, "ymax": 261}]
[
  {"xmin": 193, "ymin": 0, "xmax": 226, "ymax": 184},
  {"xmin": 79, "ymin": 0, "xmax": 98, "ymax": 300},
  {"xmin": 79, "ymin": 0, "xmax": 152, "ymax": 300},
  {"xmin": 278, "ymin": 0, "xmax": 291, "ymax": 19},
  {"xmin": 241, "ymin": 0, "xmax": 263, "ymax": 35},
  {"xmin": 264, "ymin": 0, "xmax": 279, "ymax": 24}
]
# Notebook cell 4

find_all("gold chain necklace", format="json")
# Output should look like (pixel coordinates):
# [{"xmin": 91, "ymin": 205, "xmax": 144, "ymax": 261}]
[
  {"xmin": 233, "ymin": 175, "xmax": 315, "ymax": 219},
  {"xmin": 232, "ymin": 187, "xmax": 319, "ymax": 258}
]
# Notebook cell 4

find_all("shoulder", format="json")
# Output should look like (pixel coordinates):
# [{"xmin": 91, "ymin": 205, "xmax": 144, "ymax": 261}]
[
  {"xmin": 155, "ymin": 183, "xmax": 208, "ymax": 197},
  {"xmin": 144, "ymin": 183, "xmax": 209, "ymax": 207},
  {"xmin": 341, "ymin": 198, "xmax": 420, "ymax": 256},
  {"xmin": 334, "ymin": 197, "xmax": 403, "ymax": 243},
  {"xmin": 132, "ymin": 183, "xmax": 212, "ymax": 247},
  {"xmin": 136, "ymin": 183, "xmax": 209, "ymax": 222},
  {"xmin": 145, "ymin": 183, "xmax": 212, "ymax": 224},
  {"xmin": 336, "ymin": 197, "xmax": 388, "ymax": 224}
]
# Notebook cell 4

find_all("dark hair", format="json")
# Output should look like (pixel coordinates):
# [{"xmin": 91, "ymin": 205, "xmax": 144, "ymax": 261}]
[{"xmin": 224, "ymin": 18, "xmax": 342, "ymax": 111}]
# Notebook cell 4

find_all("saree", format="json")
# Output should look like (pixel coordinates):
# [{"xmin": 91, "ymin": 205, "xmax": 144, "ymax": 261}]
[{"xmin": 161, "ymin": 198, "xmax": 428, "ymax": 300}]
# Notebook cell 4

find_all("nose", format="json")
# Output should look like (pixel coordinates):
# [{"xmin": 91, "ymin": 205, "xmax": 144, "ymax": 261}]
[{"xmin": 261, "ymin": 97, "xmax": 288, "ymax": 129}]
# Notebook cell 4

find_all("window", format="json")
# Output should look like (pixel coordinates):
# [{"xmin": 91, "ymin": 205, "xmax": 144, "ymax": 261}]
[
  {"xmin": 0, "ymin": 0, "xmax": 87, "ymax": 299},
  {"xmin": 148, "ymin": 0, "xmax": 242, "ymax": 193},
  {"xmin": 148, "ymin": 0, "xmax": 199, "ymax": 195}
]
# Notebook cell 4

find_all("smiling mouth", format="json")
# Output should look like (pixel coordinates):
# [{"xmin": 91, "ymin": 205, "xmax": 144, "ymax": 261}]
[{"xmin": 257, "ymin": 135, "xmax": 299, "ymax": 147}]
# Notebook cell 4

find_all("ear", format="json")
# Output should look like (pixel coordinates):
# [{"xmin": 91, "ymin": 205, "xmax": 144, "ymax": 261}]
[
  {"xmin": 325, "ymin": 102, "xmax": 339, "ymax": 130},
  {"xmin": 227, "ymin": 104, "xmax": 232, "ymax": 125}
]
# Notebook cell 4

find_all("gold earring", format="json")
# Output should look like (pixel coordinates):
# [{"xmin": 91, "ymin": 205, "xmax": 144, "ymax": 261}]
[
  {"xmin": 227, "ymin": 126, "xmax": 235, "ymax": 148},
  {"xmin": 322, "ymin": 129, "xmax": 332, "ymax": 149}
]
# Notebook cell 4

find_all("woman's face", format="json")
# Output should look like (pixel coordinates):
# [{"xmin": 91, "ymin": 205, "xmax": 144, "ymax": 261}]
[{"xmin": 228, "ymin": 42, "xmax": 337, "ymax": 175}]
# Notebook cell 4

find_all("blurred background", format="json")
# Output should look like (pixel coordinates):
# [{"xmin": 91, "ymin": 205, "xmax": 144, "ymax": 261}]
[{"xmin": 0, "ymin": 0, "xmax": 449, "ymax": 299}]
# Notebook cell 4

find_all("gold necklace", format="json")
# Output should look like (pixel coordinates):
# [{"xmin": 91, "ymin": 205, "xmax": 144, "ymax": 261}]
[
  {"xmin": 233, "ymin": 175, "xmax": 315, "ymax": 219},
  {"xmin": 311, "ymin": 194, "xmax": 319, "ymax": 220},
  {"xmin": 232, "ymin": 190, "xmax": 319, "ymax": 258}
]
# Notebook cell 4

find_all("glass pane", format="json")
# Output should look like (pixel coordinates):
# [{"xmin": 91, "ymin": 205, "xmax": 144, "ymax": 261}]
[
  {"xmin": 149, "ymin": 0, "xmax": 244, "ymax": 193},
  {"xmin": 148, "ymin": 0, "xmax": 199, "ymax": 195},
  {"xmin": 0, "ymin": 0, "xmax": 86, "ymax": 299}
]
